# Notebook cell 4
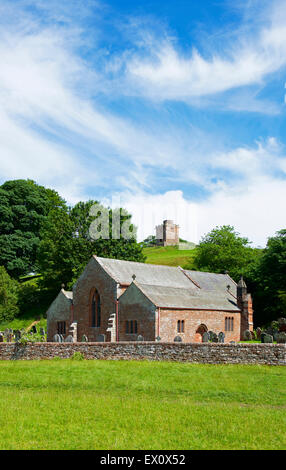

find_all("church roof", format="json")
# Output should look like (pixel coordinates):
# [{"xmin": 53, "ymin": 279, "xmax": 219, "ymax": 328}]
[
  {"xmin": 131, "ymin": 282, "xmax": 240, "ymax": 311},
  {"xmin": 182, "ymin": 270, "xmax": 237, "ymax": 297},
  {"xmin": 95, "ymin": 256, "xmax": 195, "ymax": 289},
  {"xmin": 95, "ymin": 256, "xmax": 239, "ymax": 311}
]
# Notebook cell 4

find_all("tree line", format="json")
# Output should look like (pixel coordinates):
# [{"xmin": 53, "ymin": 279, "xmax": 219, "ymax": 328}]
[{"xmin": 0, "ymin": 179, "xmax": 285, "ymax": 327}]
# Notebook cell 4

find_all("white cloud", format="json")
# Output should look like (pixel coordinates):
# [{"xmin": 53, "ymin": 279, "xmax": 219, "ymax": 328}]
[{"xmin": 124, "ymin": 1, "xmax": 286, "ymax": 103}]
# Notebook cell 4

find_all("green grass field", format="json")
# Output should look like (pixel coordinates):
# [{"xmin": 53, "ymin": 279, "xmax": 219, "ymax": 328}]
[
  {"xmin": 143, "ymin": 245, "xmax": 197, "ymax": 268},
  {"xmin": 0, "ymin": 360, "xmax": 285, "ymax": 450}
]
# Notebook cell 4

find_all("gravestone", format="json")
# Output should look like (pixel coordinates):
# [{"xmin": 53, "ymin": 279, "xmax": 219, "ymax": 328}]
[
  {"xmin": 96, "ymin": 334, "xmax": 106, "ymax": 342},
  {"xmin": 81, "ymin": 335, "xmax": 88, "ymax": 342},
  {"xmin": 174, "ymin": 336, "xmax": 182, "ymax": 342},
  {"xmin": 256, "ymin": 327, "xmax": 262, "ymax": 339},
  {"xmin": 39, "ymin": 328, "xmax": 45, "ymax": 336},
  {"xmin": 14, "ymin": 330, "xmax": 21, "ymax": 342},
  {"xmin": 243, "ymin": 330, "xmax": 252, "ymax": 341},
  {"xmin": 59, "ymin": 335, "xmax": 64, "ymax": 342},
  {"xmin": 208, "ymin": 331, "xmax": 215, "ymax": 341},
  {"xmin": 211, "ymin": 333, "xmax": 218, "ymax": 343},
  {"xmin": 218, "ymin": 332, "xmax": 225, "ymax": 343},
  {"xmin": 202, "ymin": 332, "xmax": 209, "ymax": 343},
  {"xmin": 260, "ymin": 332, "xmax": 266, "ymax": 343},
  {"xmin": 137, "ymin": 335, "xmax": 144, "ymax": 341},
  {"xmin": 272, "ymin": 330, "xmax": 279, "ymax": 342},
  {"xmin": 65, "ymin": 335, "xmax": 74, "ymax": 343},
  {"xmin": 276, "ymin": 332, "xmax": 286, "ymax": 344},
  {"xmin": 53, "ymin": 334, "xmax": 61, "ymax": 343},
  {"xmin": 262, "ymin": 334, "xmax": 273, "ymax": 343},
  {"xmin": 0, "ymin": 334, "xmax": 3, "ymax": 343},
  {"xmin": 31, "ymin": 325, "xmax": 37, "ymax": 334}
]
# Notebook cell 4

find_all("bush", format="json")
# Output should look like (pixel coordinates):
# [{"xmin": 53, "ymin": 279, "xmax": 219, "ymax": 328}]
[{"xmin": 71, "ymin": 351, "xmax": 85, "ymax": 361}]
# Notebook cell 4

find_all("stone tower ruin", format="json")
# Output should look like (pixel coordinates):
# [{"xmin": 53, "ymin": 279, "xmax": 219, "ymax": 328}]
[{"xmin": 155, "ymin": 220, "xmax": 179, "ymax": 246}]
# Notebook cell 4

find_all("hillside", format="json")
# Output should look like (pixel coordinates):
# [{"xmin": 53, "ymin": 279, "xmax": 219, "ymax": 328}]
[{"xmin": 143, "ymin": 244, "xmax": 197, "ymax": 268}]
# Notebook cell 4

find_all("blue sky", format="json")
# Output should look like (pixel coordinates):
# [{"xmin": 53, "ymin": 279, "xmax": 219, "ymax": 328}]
[{"xmin": 0, "ymin": 0, "xmax": 285, "ymax": 246}]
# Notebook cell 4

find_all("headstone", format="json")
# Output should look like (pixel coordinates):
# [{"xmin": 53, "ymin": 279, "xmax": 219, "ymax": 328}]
[
  {"xmin": 59, "ymin": 335, "xmax": 64, "ymax": 342},
  {"xmin": 243, "ymin": 330, "xmax": 252, "ymax": 341},
  {"xmin": 208, "ymin": 331, "xmax": 215, "ymax": 341},
  {"xmin": 260, "ymin": 332, "xmax": 266, "ymax": 343},
  {"xmin": 14, "ymin": 330, "xmax": 21, "ymax": 342},
  {"xmin": 39, "ymin": 328, "xmax": 45, "ymax": 336},
  {"xmin": 202, "ymin": 332, "xmax": 209, "ymax": 343},
  {"xmin": 53, "ymin": 334, "xmax": 61, "ymax": 342},
  {"xmin": 96, "ymin": 334, "xmax": 106, "ymax": 342},
  {"xmin": 0, "ymin": 334, "xmax": 3, "ymax": 343},
  {"xmin": 155, "ymin": 336, "xmax": 161, "ymax": 342},
  {"xmin": 272, "ymin": 330, "xmax": 279, "ymax": 342},
  {"xmin": 64, "ymin": 335, "xmax": 74, "ymax": 343},
  {"xmin": 174, "ymin": 336, "xmax": 182, "ymax": 342},
  {"xmin": 81, "ymin": 335, "xmax": 88, "ymax": 342},
  {"xmin": 137, "ymin": 335, "xmax": 144, "ymax": 341},
  {"xmin": 276, "ymin": 332, "xmax": 286, "ymax": 344},
  {"xmin": 218, "ymin": 332, "xmax": 225, "ymax": 343},
  {"xmin": 262, "ymin": 334, "xmax": 273, "ymax": 343},
  {"xmin": 256, "ymin": 327, "xmax": 262, "ymax": 339},
  {"xmin": 31, "ymin": 325, "xmax": 37, "ymax": 334},
  {"xmin": 211, "ymin": 332, "xmax": 218, "ymax": 343}
]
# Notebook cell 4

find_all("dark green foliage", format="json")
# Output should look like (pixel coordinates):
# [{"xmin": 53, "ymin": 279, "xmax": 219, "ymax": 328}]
[
  {"xmin": 0, "ymin": 180, "xmax": 66, "ymax": 278},
  {"xmin": 249, "ymin": 230, "xmax": 286, "ymax": 325},
  {"xmin": 0, "ymin": 266, "xmax": 19, "ymax": 322},
  {"xmin": 37, "ymin": 200, "xmax": 146, "ymax": 293},
  {"xmin": 187, "ymin": 225, "xmax": 262, "ymax": 282}
]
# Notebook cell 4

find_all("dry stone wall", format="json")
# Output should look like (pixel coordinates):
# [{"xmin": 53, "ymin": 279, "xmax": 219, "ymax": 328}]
[{"xmin": 0, "ymin": 342, "xmax": 285, "ymax": 365}]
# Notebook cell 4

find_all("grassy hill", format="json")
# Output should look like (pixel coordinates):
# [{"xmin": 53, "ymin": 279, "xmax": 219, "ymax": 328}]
[{"xmin": 143, "ymin": 244, "xmax": 197, "ymax": 268}]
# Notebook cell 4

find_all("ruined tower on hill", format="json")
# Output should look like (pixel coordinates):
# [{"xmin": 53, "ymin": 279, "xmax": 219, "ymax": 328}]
[{"xmin": 155, "ymin": 220, "xmax": 179, "ymax": 246}]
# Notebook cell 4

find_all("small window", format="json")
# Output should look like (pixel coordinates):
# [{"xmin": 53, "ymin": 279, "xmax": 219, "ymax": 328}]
[
  {"xmin": 126, "ymin": 320, "xmax": 138, "ymax": 334},
  {"xmin": 57, "ymin": 321, "xmax": 66, "ymax": 335},
  {"xmin": 225, "ymin": 317, "xmax": 234, "ymax": 332},
  {"xmin": 177, "ymin": 320, "xmax": 185, "ymax": 333}
]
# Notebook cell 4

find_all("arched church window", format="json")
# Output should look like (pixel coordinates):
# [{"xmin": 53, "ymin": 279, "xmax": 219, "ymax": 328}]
[{"xmin": 91, "ymin": 289, "xmax": 101, "ymax": 327}]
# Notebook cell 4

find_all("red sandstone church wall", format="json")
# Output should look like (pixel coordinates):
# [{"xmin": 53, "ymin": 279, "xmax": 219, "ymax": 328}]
[
  {"xmin": 157, "ymin": 309, "xmax": 241, "ymax": 343},
  {"xmin": 73, "ymin": 258, "xmax": 118, "ymax": 342}
]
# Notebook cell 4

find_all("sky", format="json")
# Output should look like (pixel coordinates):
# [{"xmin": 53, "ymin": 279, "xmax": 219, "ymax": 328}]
[{"xmin": 0, "ymin": 0, "xmax": 285, "ymax": 246}]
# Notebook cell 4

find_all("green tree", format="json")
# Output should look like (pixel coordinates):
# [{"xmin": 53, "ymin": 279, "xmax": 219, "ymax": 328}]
[
  {"xmin": 189, "ymin": 225, "xmax": 261, "ymax": 282},
  {"xmin": 37, "ymin": 201, "xmax": 146, "ymax": 292},
  {"xmin": 0, "ymin": 179, "xmax": 66, "ymax": 278},
  {"xmin": 251, "ymin": 230, "xmax": 286, "ymax": 325},
  {"xmin": 0, "ymin": 266, "xmax": 19, "ymax": 323}
]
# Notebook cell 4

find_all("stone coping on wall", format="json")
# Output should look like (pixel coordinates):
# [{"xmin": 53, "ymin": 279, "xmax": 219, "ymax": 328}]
[{"xmin": 0, "ymin": 342, "xmax": 285, "ymax": 365}]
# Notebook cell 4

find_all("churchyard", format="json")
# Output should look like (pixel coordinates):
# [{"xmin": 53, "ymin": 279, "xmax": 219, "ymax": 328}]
[{"xmin": 0, "ymin": 359, "xmax": 285, "ymax": 450}]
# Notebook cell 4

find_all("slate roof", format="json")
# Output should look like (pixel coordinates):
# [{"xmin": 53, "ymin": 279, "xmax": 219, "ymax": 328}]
[
  {"xmin": 62, "ymin": 289, "xmax": 73, "ymax": 301},
  {"xmin": 95, "ymin": 256, "xmax": 195, "ymax": 289},
  {"xmin": 183, "ymin": 270, "xmax": 237, "ymax": 297},
  {"xmin": 134, "ymin": 282, "xmax": 240, "ymax": 312},
  {"xmin": 95, "ymin": 256, "xmax": 240, "ymax": 311}
]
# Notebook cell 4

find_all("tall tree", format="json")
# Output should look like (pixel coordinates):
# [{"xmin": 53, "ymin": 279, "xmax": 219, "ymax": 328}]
[
  {"xmin": 251, "ymin": 230, "xmax": 286, "ymax": 325},
  {"xmin": 189, "ymin": 225, "xmax": 261, "ymax": 282},
  {"xmin": 0, "ymin": 180, "xmax": 66, "ymax": 278},
  {"xmin": 37, "ymin": 200, "xmax": 146, "ymax": 292}
]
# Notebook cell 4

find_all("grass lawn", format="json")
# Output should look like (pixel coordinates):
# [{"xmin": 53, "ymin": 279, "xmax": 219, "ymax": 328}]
[
  {"xmin": 143, "ymin": 245, "xmax": 197, "ymax": 268},
  {"xmin": 0, "ymin": 360, "xmax": 285, "ymax": 450}
]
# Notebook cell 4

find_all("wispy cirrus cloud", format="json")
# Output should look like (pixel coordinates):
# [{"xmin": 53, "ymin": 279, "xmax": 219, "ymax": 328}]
[{"xmin": 119, "ymin": 0, "xmax": 286, "ymax": 111}]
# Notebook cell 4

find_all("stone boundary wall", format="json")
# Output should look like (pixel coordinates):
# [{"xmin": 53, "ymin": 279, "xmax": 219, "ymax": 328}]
[{"xmin": 0, "ymin": 342, "xmax": 285, "ymax": 365}]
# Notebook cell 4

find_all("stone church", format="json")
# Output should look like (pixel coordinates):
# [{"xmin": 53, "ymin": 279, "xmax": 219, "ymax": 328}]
[{"xmin": 46, "ymin": 256, "xmax": 253, "ymax": 343}]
